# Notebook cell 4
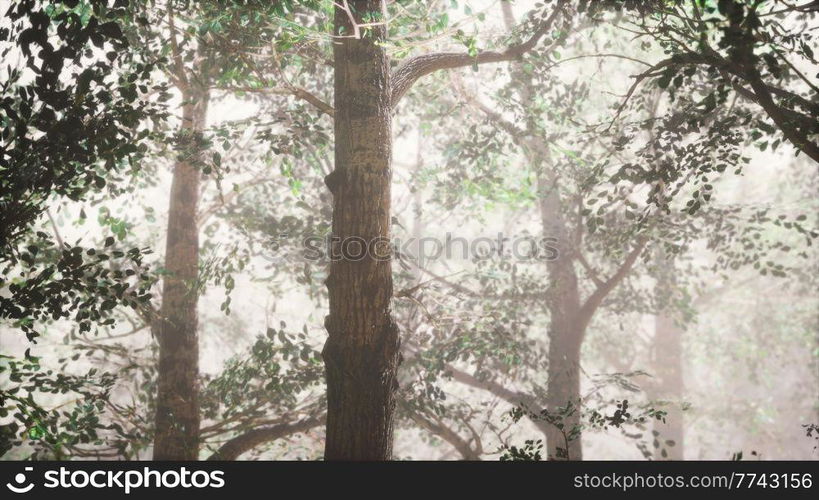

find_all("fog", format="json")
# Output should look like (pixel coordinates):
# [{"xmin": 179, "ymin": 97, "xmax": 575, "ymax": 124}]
[{"xmin": 1, "ymin": 0, "xmax": 817, "ymax": 461}]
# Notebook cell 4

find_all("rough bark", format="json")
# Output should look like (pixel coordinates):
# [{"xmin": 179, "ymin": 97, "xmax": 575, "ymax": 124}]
[
  {"xmin": 322, "ymin": 0, "xmax": 401, "ymax": 461},
  {"xmin": 153, "ymin": 82, "xmax": 210, "ymax": 461}
]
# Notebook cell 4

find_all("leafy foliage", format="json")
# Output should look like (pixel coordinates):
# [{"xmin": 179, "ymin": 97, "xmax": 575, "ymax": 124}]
[{"xmin": 0, "ymin": 354, "xmax": 117, "ymax": 459}]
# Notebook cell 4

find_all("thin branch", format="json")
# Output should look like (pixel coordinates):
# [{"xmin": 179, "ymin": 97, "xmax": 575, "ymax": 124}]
[
  {"xmin": 45, "ymin": 210, "xmax": 64, "ymax": 248},
  {"xmin": 449, "ymin": 72, "xmax": 525, "ymax": 138},
  {"xmin": 575, "ymin": 250, "xmax": 605, "ymax": 288},
  {"xmin": 394, "ymin": 271, "xmax": 465, "ymax": 298},
  {"xmin": 543, "ymin": 53, "xmax": 653, "ymax": 72},
  {"xmin": 233, "ymin": 53, "xmax": 334, "ymax": 118},
  {"xmin": 287, "ymin": 87, "xmax": 335, "ymax": 117},
  {"xmin": 408, "ymin": 262, "xmax": 480, "ymax": 297},
  {"xmin": 605, "ymin": 58, "xmax": 674, "ymax": 131}
]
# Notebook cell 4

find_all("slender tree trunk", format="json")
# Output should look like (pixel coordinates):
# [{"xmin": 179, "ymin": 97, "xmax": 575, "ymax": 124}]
[
  {"xmin": 651, "ymin": 253, "xmax": 684, "ymax": 460},
  {"xmin": 545, "ymin": 322, "xmax": 583, "ymax": 460},
  {"xmin": 535, "ymin": 164, "xmax": 584, "ymax": 460},
  {"xmin": 651, "ymin": 312, "xmax": 684, "ymax": 460},
  {"xmin": 322, "ymin": 0, "xmax": 401, "ymax": 460},
  {"xmin": 153, "ymin": 82, "xmax": 210, "ymax": 460}
]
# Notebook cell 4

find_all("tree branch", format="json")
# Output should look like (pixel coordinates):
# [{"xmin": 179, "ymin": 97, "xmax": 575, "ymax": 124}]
[
  {"xmin": 447, "ymin": 366, "xmax": 535, "ymax": 409},
  {"xmin": 167, "ymin": 4, "xmax": 188, "ymax": 89},
  {"xmin": 743, "ymin": 70, "xmax": 819, "ymax": 163},
  {"xmin": 578, "ymin": 236, "xmax": 648, "ymax": 328},
  {"xmin": 232, "ymin": 52, "xmax": 335, "ymax": 118},
  {"xmin": 206, "ymin": 415, "xmax": 324, "ymax": 460},
  {"xmin": 623, "ymin": 49, "xmax": 819, "ymax": 162},
  {"xmin": 218, "ymin": 85, "xmax": 335, "ymax": 118},
  {"xmin": 449, "ymin": 72, "xmax": 525, "ymax": 138},
  {"xmin": 390, "ymin": 0, "xmax": 567, "ymax": 107},
  {"xmin": 446, "ymin": 366, "xmax": 553, "ymax": 437},
  {"xmin": 400, "ymin": 401, "xmax": 482, "ymax": 460},
  {"xmin": 575, "ymin": 250, "xmax": 605, "ymax": 288}
]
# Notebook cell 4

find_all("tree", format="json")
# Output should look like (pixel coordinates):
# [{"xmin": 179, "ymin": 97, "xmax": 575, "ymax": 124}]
[
  {"xmin": 383, "ymin": 0, "xmax": 817, "ymax": 460},
  {"xmin": 321, "ymin": 0, "xmax": 576, "ymax": 460},
  {"xmin": 129, "ymin": 0, "xmax": 331, "ymax": 459},
  {"xmin": 152, "ymin": 49, "xmax": 211, "ymax": 460},
  {"xmin": 2, "ymin": 0, "xmax": 335, "ymax": 460},
  {"xmin": 437, "ymin": 10, "xmax": 647, "ymax": 457},
  {"xmin": 600, "ymin": 0, "xmax": 819, "ymax": 164},
  {"xmin": 647, "ymin": 248, "xmax": 685, "ymax": 460},
  {"xmin": 0, "ymin": 0, "xmax": 164, "ymax": 457},
  {"xmin": 3, "ymin": 0, "xmax": 815, "ymax": 462},
  {"xmin": 0, "ymin": 0, "xmax": 160, "ymax": 254},
  {"xmin": 321, "ymin": 0, "xmax": 399, "ymax": 460}
]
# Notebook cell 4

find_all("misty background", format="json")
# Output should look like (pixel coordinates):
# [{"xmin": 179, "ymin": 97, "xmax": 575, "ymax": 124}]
[{"xmin": 1, "ymin": 0, "xmax": 817, "ymax": 460}]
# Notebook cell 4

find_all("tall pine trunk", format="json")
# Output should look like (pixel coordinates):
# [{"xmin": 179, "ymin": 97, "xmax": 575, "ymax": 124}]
[
  {"xmin": 153, "ymin": 82, "xmax": 210, "ymax": 460},
  {"xmin": 322, "ymin": 0, "xmax": 401, "ymax": 460}
]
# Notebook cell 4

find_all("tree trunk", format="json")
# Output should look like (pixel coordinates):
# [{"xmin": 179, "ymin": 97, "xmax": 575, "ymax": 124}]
[
  {"xmin": 153, "ymin": 83, "xmax": 209, "ymax": 460},
  {"xmin": 545, "ymin": 323, "xmax": 583, "ymax": 460},
  {"xmin": 322, "ymin": 0, "xmax": 401, "ymax": 461},
  {"xmin": 651, "ymin": 312, "xmax": 684, "ymax": 460},
  {"xmin": 651, "ymin": 253, "xmax": 684, "ymax": 460},
  {"xmin": 535, "ymin": 165, "xmax": 584, "ymax": 460}
]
